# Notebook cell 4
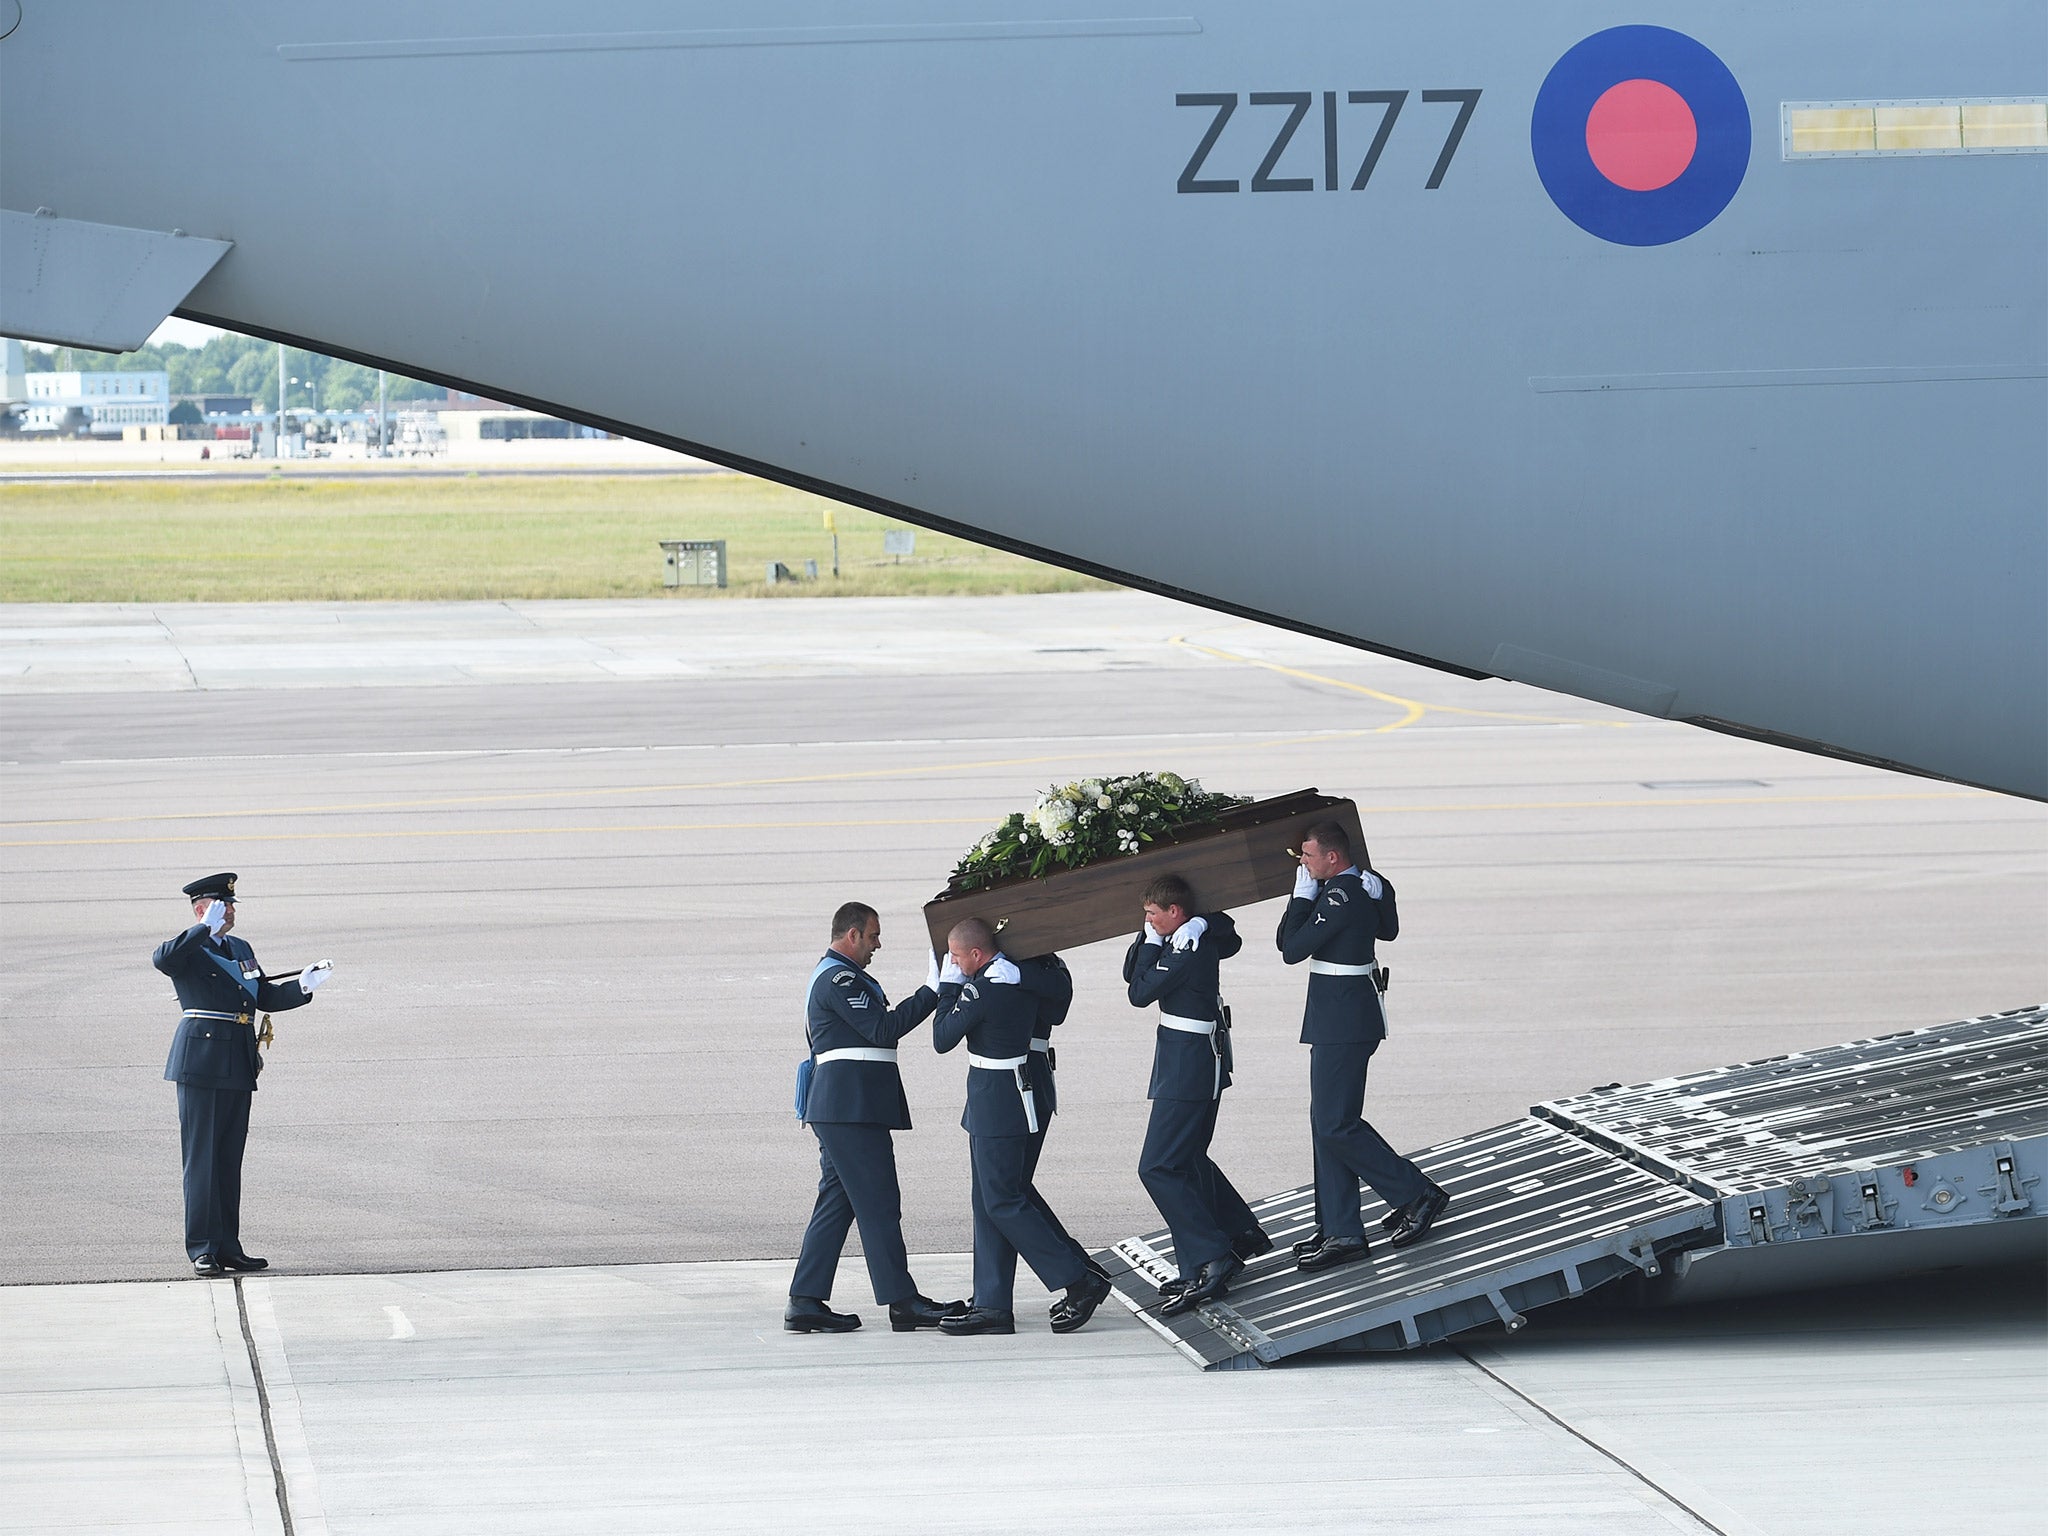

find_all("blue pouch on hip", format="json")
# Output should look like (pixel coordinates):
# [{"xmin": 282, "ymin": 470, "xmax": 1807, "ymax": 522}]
[{"xmin": 793, "ymin": 1057, "xmax": 814, "ymax": 1120}]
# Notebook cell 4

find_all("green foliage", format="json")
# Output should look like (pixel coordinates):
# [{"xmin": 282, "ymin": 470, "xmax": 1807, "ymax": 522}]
[
  {"xmin": 947, "ymin": 774, "xmax": 1252, "ymax": 892},
  {"xmin": 20, "ymin": 335, "xmax": 439, "ymax": 408}
]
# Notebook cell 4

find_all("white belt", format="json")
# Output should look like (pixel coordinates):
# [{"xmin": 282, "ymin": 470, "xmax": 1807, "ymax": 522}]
[
  {"xmin": 967, "ymin": 1052, "xmax": 1039, "ymax": 1133},
  {"xmin": 183, "ymin": 1009, "xmax": 253, "ymax": 1023},
  {"xmin": 1161, "ymin": 1013, "xmax": 1226, "ymax": 1098},
  {"xmin": 814, "ymin": 1047, "xmax": 897, "ymax": 1065},
  {"xmin": 1030, "ymin": 1038, "xmax": 1051, "ymax": 1053},
  {"xmin": 1309, "ymin": 960, "xmax": 1377, "ymax": 976}
]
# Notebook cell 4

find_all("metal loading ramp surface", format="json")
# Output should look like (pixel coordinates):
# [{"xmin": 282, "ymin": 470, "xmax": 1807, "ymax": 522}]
[
  {"xmin": 1535, "ymin": 1004, "xmax": 2048, "ymax": 1190},
  {"xmin": 1100, "ymin": 1005, "xmax": 2047, "ymax": 1370},
  {"xmin": 1099, "ymin": 1119, "xmax": 1719, "ymax": 1370}
]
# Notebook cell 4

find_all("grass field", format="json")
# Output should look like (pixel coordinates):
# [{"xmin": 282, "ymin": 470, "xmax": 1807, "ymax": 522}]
[{"xmin": 0, "ymin": 474, "xmax": 1111, "ymax": 602}]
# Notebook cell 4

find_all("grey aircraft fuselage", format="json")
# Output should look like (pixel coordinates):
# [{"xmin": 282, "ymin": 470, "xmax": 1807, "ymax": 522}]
[{"xmin": 4, "ymin": 3, "xmax": 2043, "ymax": 798}]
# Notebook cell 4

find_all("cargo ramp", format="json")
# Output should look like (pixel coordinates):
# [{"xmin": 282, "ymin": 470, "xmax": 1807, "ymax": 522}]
[{"xmin": 1099, "ymin": 1005, "xmax": 2047, "ymax": 1369}]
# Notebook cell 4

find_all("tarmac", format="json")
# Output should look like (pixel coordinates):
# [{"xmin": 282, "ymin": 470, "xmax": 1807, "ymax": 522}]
[
  {"xmin": 11, "ymin": 1260, "xmax": 2043, "ymax": 1536},
  {"xmin": 0, "ymin": 435, "xmax": 713, "ymax": 480},
  {"xmin": 3, "ymin": 591, "xmax": 2044, "ymax": 1533}
]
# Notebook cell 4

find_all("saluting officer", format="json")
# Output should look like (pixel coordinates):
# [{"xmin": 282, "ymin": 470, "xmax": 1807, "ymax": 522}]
[
  {"xmin": 932, "ymin": 919, "xmax": 1112, "ymax": 1336},
  {"xmin": 155, "ymin": 873, "xmax": 333, "ymax": 1278},
  {"xmin": 1124, "ymin": 875, "xmax": 1270, "ymax": 1314},
  {"xmin": 1276, "ymin": 823, "xmax": 1449, "ymax": 1272},
  {"xmin": 788, "ymin": 901, "xmax": 963, "ymax": 1334},
  {"xmin": 1011, "ymin": 952, "xmax": 1102, "ymax": 1298}
]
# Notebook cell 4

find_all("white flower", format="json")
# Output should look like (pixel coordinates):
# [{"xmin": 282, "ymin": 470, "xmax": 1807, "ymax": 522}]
[
  {"xmin": 1032, "ymin": 799, "xmax": 1076, "ymax": 840},
  {"xmin": 1118, "ymin": 800, "xmax": 1137, "ymax": 814},
  {"xmin": 1157, "ymin": 772, "xmax": 1186, "ymax": 794},
  {"xmin": 1097, "ymin": 795, "xmax": 1112, "ymax": 809}
]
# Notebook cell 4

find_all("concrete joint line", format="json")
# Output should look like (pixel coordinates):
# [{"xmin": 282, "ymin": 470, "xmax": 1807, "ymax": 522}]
[
  {"xmin": 235, "ymin": 1276, "xmax": 332, "ymax": 1535},
  {"xmin": 210, "ymin": 1281, "xmax": 286, "ymax": 1536},
  {"xmin": 1453, "ymin": 1345, "xmax": 1741, "ymax": 1536}
]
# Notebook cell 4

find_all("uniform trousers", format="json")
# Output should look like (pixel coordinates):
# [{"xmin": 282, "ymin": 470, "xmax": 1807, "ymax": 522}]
[
  {"xmin": 969, "ymin": 1133, "xmax": 1088, "ymax": 1313},
  {"xmin": 791, "ymin": 1122, "xmax": 918, "ymax": 1305},
  {"xmin": 1309, "ymin": 1038, "xmax": 1427, "ymax": 1242},
  {"xmin": 177, "ymin": 1083, "xmax": 252, "ymax": 1262},
  {"xmin": 1139, "ymin": 1095, "xmax": 1259, "ymax": 1275},
  {"xmin": 1025, "ymin": 1121, "xmax": 1091, "ymax": 1274}
]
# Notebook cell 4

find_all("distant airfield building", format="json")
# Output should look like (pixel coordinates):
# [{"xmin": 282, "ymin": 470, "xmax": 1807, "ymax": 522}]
[
  {"xmin": 19, "ymin": 369, "xmax": 168, "ymax": 433},
  {"xmin": 436, "ymin": 407, "xmax": 600, "ymax": 443}
]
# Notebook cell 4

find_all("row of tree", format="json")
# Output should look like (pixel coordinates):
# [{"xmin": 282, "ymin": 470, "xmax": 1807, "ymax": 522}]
[{"xmin": 23, "ymin": 335, "xmax": 441, "ymax": 413}]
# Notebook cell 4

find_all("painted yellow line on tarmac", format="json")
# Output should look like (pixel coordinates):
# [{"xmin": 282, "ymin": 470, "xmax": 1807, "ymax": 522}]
[
  {"xmin": 0, "ymin": 790, "xmax": 1979, "ymax": 849},
  {"xmin": 0, "ymin": 731, "xmax": 1377, "ymax": 831},
  {"xmin": 1171, "ymin": 634, "xmax": 1633, "ymax": 729},
  {"xmin": 0, "ymin": 816, "xmax": 996, "ymax": 848}
]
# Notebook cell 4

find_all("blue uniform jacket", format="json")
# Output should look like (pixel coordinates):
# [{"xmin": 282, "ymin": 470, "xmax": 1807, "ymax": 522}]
[
  {"xmin": 802, "ymin": 952, "xmax": 937, "ymax": 1130},
  {"xmin": 155, "ymin": 923, "xmax": 310, "ymax": 1090},
  {"xmin": 933, "ymin": 958, "xmax": 1039, "ymax": 1137},
  {"xmin": 1013, "ymin": 953, "xmax": 1071, "ymax": 1119},
  {"xmin": 1123, "ymin": 912, "xmax": 1242, "ymax": 1101},
  {"xmin": 1275, "ymin": 869, "xmax": 1399, "ymax": 1045}
]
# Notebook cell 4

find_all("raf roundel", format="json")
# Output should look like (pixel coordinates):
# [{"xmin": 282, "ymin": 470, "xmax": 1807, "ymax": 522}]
[{"xmin": 1531, "ymin": 26, "xmax": 1750, "ymax": 246}]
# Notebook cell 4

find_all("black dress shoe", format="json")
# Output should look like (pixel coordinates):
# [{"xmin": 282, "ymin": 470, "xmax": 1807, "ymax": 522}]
[
  {"xmin": 191, "ymin": 1255, "xmax": 226, "ymax": 1279},
  {"xmin": 888, "ymin": 1295, "xmax": 965, "ymax": 1332},
  {"xmin": 1156, "ymin": 1275, "xmax": 1189, "ymax": 1302},
  {"xmin": 1296, "ymin": 1235, "xmax": 1370, "ymax": 1272},
  {"xmin": 1161, "ymin": 1254, "xmax": 1241, "ymax": 1316},
  {"xmin": 1232, "ymin": 1228, "xmax": 1275, "ymax": 1261},
  {"xmin": 219, "ymin": 1253, "xmax": 269, "ymax": 1272},
  {"xmin": 939, "ymin": 1305, "xmax": 1016, "ymax": 1336},
  {"xmin": 1290, "ymin": 1231, "xmax": 1327, "ymax": 1258},
  {"xmin": 783, "ymin": 1296, "xmax": 861, "ymax": 1333},
  {"xmin": 1389, "ymin": 1184, "xmax": 1452, "ymax": 1249},
  {"xmin": 1049, "ymin": 1269, "xmax": 1113, "ymax": 1334}
]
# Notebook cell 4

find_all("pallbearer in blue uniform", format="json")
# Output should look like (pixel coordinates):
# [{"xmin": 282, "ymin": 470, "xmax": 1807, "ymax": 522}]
[
  {"xmin": 1011, "ymin": 952, "xmax": 1102, "ymax": 1297},
  {"xmin": 155, "ymin": 873, "xmax": 333, "ymax": 1279},
  {"xmin": 787, "ymin": 901, "xmax": 964, "ymax": 1334},
  {"xmin": 1124, "ymin": 875, "xmax": 1271, "ymax": 1313},
  {"xmin": 1276, "ymin": 823, "xmax": 1450, "ymax": 1272},
  {"xmin": 932, "ymin": 918, "xmax": 1112, "ymax": 1336}
]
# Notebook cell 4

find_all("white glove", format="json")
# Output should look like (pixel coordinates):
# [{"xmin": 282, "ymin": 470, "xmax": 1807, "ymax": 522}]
[
  {"xmin": 986, "ymin": 956, "xmax": 1021, "ymax": 985},
  {"xmin": 1170, "ymin": 916, "xmax": 1208, "ymax": 952},
  {"xmin": 202, "ymin": 899, "xmax": 229, "ymax": 935},
  {"xmin": 1293, "ymin": 866, "xmax": 1320, "ymax": 900},
  {"xmin": 925, "ymin": 950, "xmax": 941, "ymax": 992},
  {"xmin": 939, "ymin": 956, "xmax": 966, "ymax": 986},
  {"xmin": 1359, "ymin": 869, "xmax": 1384, "ymax": 900},
  {"xmin": 1142, "ymin": 921, "xmax": 1164, "ymax": 946},
  {"xmin": 299, "ymin": 959, "xmax": 333, "ymax": 995}
]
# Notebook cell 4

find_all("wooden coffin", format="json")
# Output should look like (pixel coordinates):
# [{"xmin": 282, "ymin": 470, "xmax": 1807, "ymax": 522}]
[{"xmin": 922, "ymin": 789, "xmax": 1366, "ymax": 957}]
